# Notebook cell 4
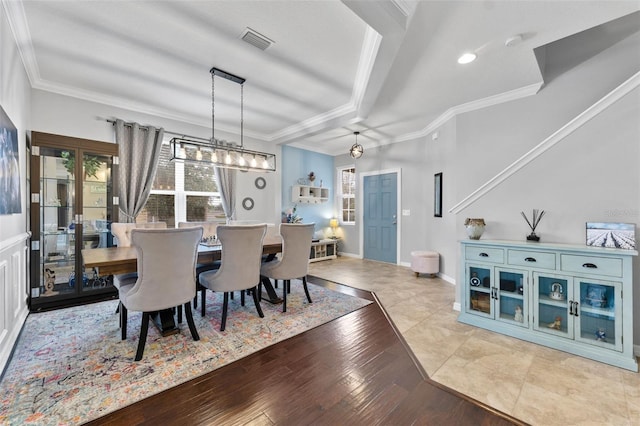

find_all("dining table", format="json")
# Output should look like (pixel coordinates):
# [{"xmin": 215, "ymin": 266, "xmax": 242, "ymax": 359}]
[{"xmin": 82, "ymin": 234, "xmax": 284, "ymax": 336}]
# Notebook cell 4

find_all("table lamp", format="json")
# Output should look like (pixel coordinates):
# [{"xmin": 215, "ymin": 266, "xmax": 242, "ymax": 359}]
[{"xmin": 329, "ymin": 218, "xmax": 339, "ymax": 239}]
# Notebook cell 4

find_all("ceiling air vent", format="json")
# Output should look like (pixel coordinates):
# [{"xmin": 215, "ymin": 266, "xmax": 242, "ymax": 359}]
[{"xmin": 241, "ymin": 27, "xmax": 274, "ymax": 51}]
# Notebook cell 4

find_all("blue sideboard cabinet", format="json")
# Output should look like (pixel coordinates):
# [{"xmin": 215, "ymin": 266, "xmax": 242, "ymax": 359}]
[{"xmin": 459, "ymin": 239, "xmax": 638, "ymax": 371}]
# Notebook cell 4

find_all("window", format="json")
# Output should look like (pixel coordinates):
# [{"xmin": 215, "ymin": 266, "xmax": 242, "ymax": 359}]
[
  {"xmin": 137, "ymin": 142, "xmax": 224, "ymax": 227},
  {"xmin": 338, "ymin": 166, "xmax": 356, "ymax": 223}
]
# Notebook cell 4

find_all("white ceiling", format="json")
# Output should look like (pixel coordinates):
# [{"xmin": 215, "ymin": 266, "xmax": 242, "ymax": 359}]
[{"xmin": 4, "ymin": 1, "xmax": 639, "ymax": 155}]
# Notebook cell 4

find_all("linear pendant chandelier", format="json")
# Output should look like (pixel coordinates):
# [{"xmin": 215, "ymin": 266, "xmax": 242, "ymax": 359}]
[{"xmin": 169, "ymin": 67, "xmax": 276, "ymax": 172}]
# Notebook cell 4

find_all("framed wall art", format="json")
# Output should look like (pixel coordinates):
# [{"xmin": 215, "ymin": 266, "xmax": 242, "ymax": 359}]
[
  {"xmin": 586, "ymin": 222, "xmax": 636, "ymax": 250},
  {"xmin": 0, "ymin": 104, "xmax": 21, "ymax": 215},
  {"xmin": 434, "ymin": 172, "xmax": 442, "ymax": 217}
]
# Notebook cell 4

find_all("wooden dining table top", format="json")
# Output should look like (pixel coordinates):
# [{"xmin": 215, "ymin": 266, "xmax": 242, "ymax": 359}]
[{"xmin": 82, "ymin": 234, "xmax": 283, "ymax": 277}]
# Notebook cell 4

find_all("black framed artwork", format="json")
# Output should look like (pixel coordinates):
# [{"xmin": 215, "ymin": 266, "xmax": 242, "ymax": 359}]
[{"xmin": 434, "ymin": 172, "xmax": 442, "ymax": 217}]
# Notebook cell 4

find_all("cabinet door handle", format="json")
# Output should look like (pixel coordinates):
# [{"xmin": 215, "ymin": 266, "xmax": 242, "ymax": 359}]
[
  {"xmin": 479, "ymin": 252, "xmax": 489, "ymax": 257},
  {"xmin": 524, "ymin": 257, "xmax": 536, "ymax": 262},
  {"xmin": 582, "ymin": 263, "xmax": 597, "ymax": 269},
  {"xmin": 574, "ymin": 302, "xmax": 579, "ymax": 317},
  {"xmin": 569, "ymin": 301, "xmax": 574, "ymax": 315}
]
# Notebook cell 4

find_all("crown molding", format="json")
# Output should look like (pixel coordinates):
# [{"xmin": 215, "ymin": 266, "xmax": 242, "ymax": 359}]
[
  {"xmin": 267, "ymin": 27, "xmax": 381, "ymax": 143},
  {"xmin": 449, "ymin": 70, "xmax": 640, "ymax": 214},
  {"xmin": 3, "ymin": 0, "xmax": 40, "ymax": 85},
  {"xmin": 390, "ymin": 81, "xmax": 544, "ymax": 145}
]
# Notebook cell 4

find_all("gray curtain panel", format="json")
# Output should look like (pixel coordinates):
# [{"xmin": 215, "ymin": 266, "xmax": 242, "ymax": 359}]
[
  {"xmin": 214, "ymin": 166, "xmax": 236, "ymax": 222},
  {"xmin": 115, "ymin": 119, "xmax": 164, "ymax": 223}
]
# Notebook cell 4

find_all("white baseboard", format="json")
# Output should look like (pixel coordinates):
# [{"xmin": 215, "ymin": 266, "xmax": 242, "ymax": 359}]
[
  {"xmin": 453, "ymin": 302, "xmax": 461, "ymax": 312},
  {"xmin": 337, "ymin": 252, "xmax": 361, "ymax": 259}
]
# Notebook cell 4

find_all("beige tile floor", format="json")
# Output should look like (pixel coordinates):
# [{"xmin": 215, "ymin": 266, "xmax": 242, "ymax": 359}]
[{"xmin": 308, "ymin": 257, "xmax": 640, "ymax": 426}]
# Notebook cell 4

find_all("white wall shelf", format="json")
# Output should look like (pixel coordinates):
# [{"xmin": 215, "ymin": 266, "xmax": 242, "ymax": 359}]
[{"xmin": 292, "ymin": 185, "xmax": 329, "ymax": 204}]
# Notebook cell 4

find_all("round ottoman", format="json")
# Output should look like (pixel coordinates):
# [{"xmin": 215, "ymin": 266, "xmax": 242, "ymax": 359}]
[{"xmin": 411, "ymin": 251, "xmax": 439, "ymax": 277}]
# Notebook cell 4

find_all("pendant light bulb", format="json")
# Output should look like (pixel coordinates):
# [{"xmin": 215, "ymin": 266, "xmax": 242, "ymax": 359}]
[{"xmin": 196, "ymin": 147, "xmax": 203, "ymax": 161}]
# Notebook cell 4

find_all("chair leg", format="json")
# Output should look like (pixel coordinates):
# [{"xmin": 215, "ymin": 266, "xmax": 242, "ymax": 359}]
[
  {"xmin": 193, "ymin": 283, "xmax": 199, "ymax": 309},
  {"xmin": 184, "ymin": 302, "xmax": 200, "ymax": 341},
  {"xmin": 241, "ymin": 289, "xmax": 245, "ymax": 306},
  {"xmin": 302, "ymin": 276, "xmax": 312, "ymax": 303},
  {"xmin": 252, "ymin": 286, "xmax": 264, "ymax": 318},
  {"xmin": 177, "ymin": 304, "xmax": 183, "ymax": 324},
  {"xmin": 201, "ymin": 286, "xmax": 207, "ymax": 317},
  {"xmin": 221, "ymin": 292, "xmax": 229, "ymax": 331},
  {"xmin": 287, "ymin": 280, "xmax": 291, "ymax": 294},
  {"xmin": 120, "ymin": 302, "xmax": 128, "ymax": 340},
  {"xmin": 282, "ymin": 280, "xmax": 288, "ymax": 312},
  {"xmin": 135, "ymin": 312, "xmax": 150, "ymax": 361}
]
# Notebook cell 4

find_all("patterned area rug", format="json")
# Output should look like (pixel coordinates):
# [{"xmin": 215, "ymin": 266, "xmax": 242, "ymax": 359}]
[{"xmin": 0, "ymin": 281, "xmax": 371, "ymax": 425}]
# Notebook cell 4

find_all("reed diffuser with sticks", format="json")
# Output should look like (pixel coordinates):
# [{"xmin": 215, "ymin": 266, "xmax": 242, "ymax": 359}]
[{"xmin": 521, "ymin": 209, "xmax": 545, "ymax": 242}]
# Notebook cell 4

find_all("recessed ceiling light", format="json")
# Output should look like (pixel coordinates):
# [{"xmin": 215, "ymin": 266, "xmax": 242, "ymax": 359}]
[{"xmin": 457, "ymin": 52, "xmax": 477, "ymax": 64}]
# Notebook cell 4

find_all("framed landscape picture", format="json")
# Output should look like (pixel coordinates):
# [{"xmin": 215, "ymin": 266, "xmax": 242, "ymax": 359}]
[
  {"xmin": 586, "ymin": 222, "xmax": 636, "ymax": 250},
  {"xmin": 0, "ymin": 104, "xmax": 21, "ymax": 215}
]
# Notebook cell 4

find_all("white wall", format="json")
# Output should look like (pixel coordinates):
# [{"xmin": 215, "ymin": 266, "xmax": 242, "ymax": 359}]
[{"xmin": 0, "ymin": 5, "xmax": 32, "ymax": 373}]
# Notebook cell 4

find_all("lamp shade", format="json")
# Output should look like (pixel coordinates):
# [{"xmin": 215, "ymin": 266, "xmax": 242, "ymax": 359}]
[{"xmin": 329, "ymin": 219, "xmax": 339, "ymax": 229}]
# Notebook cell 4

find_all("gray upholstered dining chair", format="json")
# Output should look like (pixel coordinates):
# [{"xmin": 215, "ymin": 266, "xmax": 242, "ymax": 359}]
[
  {"xmin": 111, "ymin": 222, "xmax": 167, "ymax": 289},
  {"xmin": 178, "ymin": 221, "xmax": 221, "ymax": 309},
  {"xmin": 117, "ymin": 226, "xmax": 203, "ymax": 361},
  {"xmin": 260, "ymin": 223, "xmax": 315, "ymax": 312},
  {"xmin": 198, "ymin": 224, "xmax": 267, "ymax": 331}
]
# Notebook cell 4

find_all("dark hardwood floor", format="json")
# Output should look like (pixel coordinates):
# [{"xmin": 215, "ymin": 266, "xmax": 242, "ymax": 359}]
[{"xmin": 85, "ymin": 277, "xmax": 526, "ymax": 426}]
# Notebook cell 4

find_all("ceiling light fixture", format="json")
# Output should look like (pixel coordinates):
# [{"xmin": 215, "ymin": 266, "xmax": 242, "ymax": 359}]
[
  {"xmin": 349, "ymin": 131, "xmax": 363, "ymax": 159},
  {"xmin": 170, "ymin": 67, "xmax": 276, "ymax": 172},
  {"xmin": 457, "ymin": 52, "xmax": 477, "ymax": 64}
]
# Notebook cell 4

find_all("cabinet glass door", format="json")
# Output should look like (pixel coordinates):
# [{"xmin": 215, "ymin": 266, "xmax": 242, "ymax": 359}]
[
  {"xmin": 496, "ymin": 268, "xmax": 527, "ymax": 327},
  {"xmin": 533, "ymin": 273, "xmax": 573, "ymax": 339},
  {"xmin": 576, "ymin": 279, "xmax": 622, "ymax": 351},
  {"xmin": 79, "ymin": 152, "xmax": 114, "ymax": 293},
  {"xmin": 38, "ymin": 147, "xmax": 76, "ymax": 298},
  {"xmin": 466, "ymin": 264, "xmax": 492, "ymax": 317}
]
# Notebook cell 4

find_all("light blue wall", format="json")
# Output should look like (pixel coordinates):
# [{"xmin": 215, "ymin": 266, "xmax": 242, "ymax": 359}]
[{"xmin": 281, "ymin": 146, "xmax": 334, "ymax": 237}]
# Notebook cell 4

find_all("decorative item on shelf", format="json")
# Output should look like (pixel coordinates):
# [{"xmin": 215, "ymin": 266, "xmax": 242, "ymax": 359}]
[
  {"xmin": 464, "ymin": 218, "xmax": 486, "ymax": 240},
  {"xmin": 169, "ymin": 67, "xmax": 276, "ymax": 172},
  {"xmin": 329, "ymin": 218, "xmax": 339, "ymax": 239},
  {"xmin": 514, "ymin": 305, "xmax": 523, "ymax": 323},
  {"xmin": 548, "ymin": 316, "xmax": 562, "ymax": 330},
  {"xmin": 308, "ymin": 171, "xmax": 316, "ymax": 185},
  {"xmin": 68, "ymin": 271, "xmax": 88, "ymax": 288},
  {"xmin": 43, "ymin": 268, "xmax": 58, "ymax": 296},
  {"xmin": 469, "ymin": 271, "xmax": 481, "ymax": 286},
  {"xmin": 349, "ymin": 131, "xmax": 363, "ymax": 159},
  {"xmin": 549, "ymin": 282, "xmax": 564, "ymax": 300},
  {"xmin": 595, "ymin": 328, "xmax": 606, "ymax": 342},
  {"xmin": 521, "ymin": 209, "xmax": 545, "ymax": 242},
  {"xmin": 586, "ymin": 285, "xmax": 607, "ymax": 308},
  {"xmin": 282, "ymin": 204, "xmax": 302, "ymax": 223}
]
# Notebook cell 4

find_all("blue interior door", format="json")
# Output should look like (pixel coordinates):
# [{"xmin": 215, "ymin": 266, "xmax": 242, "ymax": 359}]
[{"xmin": 363, "ymin": 173, "xmax": 397, "ymax": 263}]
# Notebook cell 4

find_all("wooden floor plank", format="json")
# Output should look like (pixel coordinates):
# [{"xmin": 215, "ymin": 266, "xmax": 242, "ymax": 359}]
[{"xmin": 85, "ymin": 277, "xmax": 526, "ymax": 426}]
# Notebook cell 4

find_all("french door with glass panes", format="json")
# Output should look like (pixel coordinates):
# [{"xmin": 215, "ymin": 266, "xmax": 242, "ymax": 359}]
[{"xmin": 30, "ymin": 132, "xmax": 119, "ymax": 310}]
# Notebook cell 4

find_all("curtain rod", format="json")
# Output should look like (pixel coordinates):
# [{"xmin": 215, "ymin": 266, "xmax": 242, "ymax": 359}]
[{"xmin": 105, "ymin": 118, "xmax": 210, "ymax": 142}]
